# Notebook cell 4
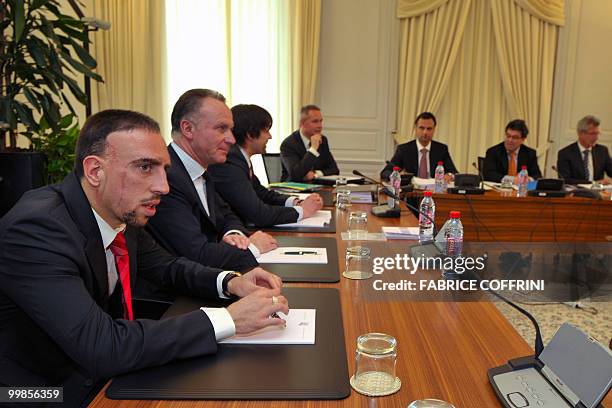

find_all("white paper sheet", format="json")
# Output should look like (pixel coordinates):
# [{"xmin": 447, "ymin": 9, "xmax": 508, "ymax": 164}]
[
  {"xmin": 220, "ymin": 309, "xmax": 316, "ymax": 345},
  {"xmin": 382, "ymin": 226, "xmax": 420, "ymax": 240},
  {"xmin": 275, "ymin": 210, "xmax": 332, "ymax": 228},
  {"xmin": 257, "ymin": 247, "xmax": 327, "ymax": 264}
]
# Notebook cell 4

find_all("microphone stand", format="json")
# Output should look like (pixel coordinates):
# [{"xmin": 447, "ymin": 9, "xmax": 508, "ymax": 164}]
[{"xmin": 472, "ymin": 162, "xmax": 485, "ymax": 190}]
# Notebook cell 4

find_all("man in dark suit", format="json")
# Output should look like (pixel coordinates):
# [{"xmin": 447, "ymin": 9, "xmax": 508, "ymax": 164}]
[
  {"xmin": 483, "ymin": 119, "xmax": 542, "ymax": 182},
  {"xmin": 147, "ymin": 89, "xmax": 279, "ymax": 272},
  {"xmin": 280, "ymin": 104, "xmax": 339, "ymax": 181},
  {"xmin": 380, "ymin": 112, "xmax": 457, "ymax": 180},
  {"xmin": 209, "ymin": 104, "xmax": 323, "ymax": 227},
  {"xmin": 557, "ymin": 115, "xmax": 611, "ymax": 185},
  {"xmin": 0, "ymin": 110, "xmax": 287, "ymax": 407}
]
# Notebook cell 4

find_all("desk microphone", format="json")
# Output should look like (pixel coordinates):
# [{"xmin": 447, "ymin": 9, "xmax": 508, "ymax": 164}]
[
  {"xmin": 471, "ymin": 162, "xmax": 485, "ymax": 190},
  {"xmin": 352, "ymin": 170, "xmax": 436, "ymax": 229}
]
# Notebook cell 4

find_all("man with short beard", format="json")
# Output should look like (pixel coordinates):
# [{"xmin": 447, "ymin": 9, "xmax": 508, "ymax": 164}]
[{"xmin": 0, "ymin": 109, "xmax": 288, "ymax": 407}]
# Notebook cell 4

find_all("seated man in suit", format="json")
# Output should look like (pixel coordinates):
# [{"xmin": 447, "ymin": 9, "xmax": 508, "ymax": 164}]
[
  {"xmin": 209, "ymin": 104, "xmax": 323, "ymax": 227},
  {"xmin": 280, "ymin": 104, "xmax": 339, "ymax": 181},
  {"xmin": 483, "ymin": 119, "xmax": 542, "ymax": 182},
  {"xmin": 380, "ymin": 111, "xmax": 457, "ymax": 180},
  {"xmin": 557, "ymin": 115, "xmax": 611, "ymax": 185},
  {"xmin": 147, "ymin": 89, "xmax": 279, "ymax": 272},
  {"xmin": 0, "ymin": 109, "xmax": 288, "ymax": 407}
]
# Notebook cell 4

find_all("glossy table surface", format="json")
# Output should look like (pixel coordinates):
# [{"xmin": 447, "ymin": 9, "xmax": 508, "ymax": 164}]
[{"xmin": 90, "ymin": 199, "xmax": 611, "ymax": 408}]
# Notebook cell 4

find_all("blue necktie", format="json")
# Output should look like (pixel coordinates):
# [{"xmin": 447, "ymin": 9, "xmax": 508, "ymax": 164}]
[{"xmin": 583, "ymin": 150, "xmax": 590, "ymax": 180}]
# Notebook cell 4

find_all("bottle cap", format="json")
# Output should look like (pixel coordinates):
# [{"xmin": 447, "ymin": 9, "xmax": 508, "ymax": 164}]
[
  {"xmin": 449, "ymin": 211, "xmax": 461, "ymax": 219},
  {"xmin": 393, "ymin": 166, "xmax": 400, "ymax": 171},
  {"xmin": 437, "ymin": 161, "xmax": 443, "ymax": 165},
  {"xmin": 424, "ymin": 191, "xmax": 432, "ymax": 197},
  {"xmin": 521, "ymin": 165, "xmax": 527, "ymax": 170}
]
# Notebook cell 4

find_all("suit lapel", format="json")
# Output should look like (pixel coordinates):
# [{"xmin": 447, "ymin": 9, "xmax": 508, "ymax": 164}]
[
  {"xmin": 60, "ymin": 172, "xmax": 109, "ymax": 301},
  {"xmin": 168, "ymin": 146, "xmax": 212, "ymax": 225},
  {"xmin": 293, "ymin": 132, "xmax": 307, "ymax": 156},
  {"xmin": 500, "ymin": 144, "xmax": 509, "ymax": 174},
  {"xmin": 203, "ymin": 172, "xmax": 217, "ymax": 223}
]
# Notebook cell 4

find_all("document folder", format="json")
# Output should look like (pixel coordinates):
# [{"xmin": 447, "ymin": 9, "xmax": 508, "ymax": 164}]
[{"xmin": 106, "ymin": 288, "xmax": 350, "ymax": 400}]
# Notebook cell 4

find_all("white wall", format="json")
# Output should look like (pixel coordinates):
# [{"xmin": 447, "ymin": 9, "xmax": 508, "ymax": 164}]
[
  {"xmin": 317, "ymin": 0, "xmax": 612, "ymax": 179},
  {"xmin": 316, "ymin": 0, "xmax": 399, "ymax": 179},
  {"xmin": 548, "ymin": 0, "xmax": 612, "ymax": 175}
]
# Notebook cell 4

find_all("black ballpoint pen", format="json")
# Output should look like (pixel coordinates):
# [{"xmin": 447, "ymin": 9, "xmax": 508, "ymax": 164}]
[{"xmin": 283, "ymin": 251, "xmax": 318, "ymax": 255}]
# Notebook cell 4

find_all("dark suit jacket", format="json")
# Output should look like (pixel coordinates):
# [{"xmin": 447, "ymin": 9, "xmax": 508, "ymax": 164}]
[
  {"xmin": 146, "ymin": 146, "xmax": 258, "ymax": 272},
  {"xmin": 280, "ymin": 130, "xmax": 339, "ymax": 181},
  {"xmin": 380, "ymin": 140, "xmax": 457, "ymax": 180},
  {"xmin": 0, "ymin": 173, "xmax": 221, "ymax": 406},
  {"xmin": 483, "ymin": 142, "xmax": 542, "ymax": 182},
  {"xmin": 208, "ymin": 145, "xmax": 299, "ymax": 226},
  {"xmin": 557, "ymin": 142, "xmax": 612, "ymax": 185}
]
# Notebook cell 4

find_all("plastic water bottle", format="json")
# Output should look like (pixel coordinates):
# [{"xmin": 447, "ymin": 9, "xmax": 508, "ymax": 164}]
[
  {"xmin": 434, "ymin": 161, "xmax": 445, "ymax": 193},
  {"xmin": 387, "ymin": 166, "xmax": 401, "ymax": 209},
  {"xmin": 517, "ymin": 165, "xmax": 529, "ymax": 197},
  {"xmin": 418, "ymin": 191, "xmax": 436, "ymax": 242},
  {"xmin": 445, "ymin": 211, "xmax": 463, "ymax": 257}
]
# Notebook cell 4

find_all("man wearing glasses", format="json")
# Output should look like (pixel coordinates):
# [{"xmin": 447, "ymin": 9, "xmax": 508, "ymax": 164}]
[
  {"xmin": 483, "ymin": 119, "xmax": 542, "ymax": 182},
  {"xmin": 557, "ymin": 115, "xmax": 611, "ymax": 185}
]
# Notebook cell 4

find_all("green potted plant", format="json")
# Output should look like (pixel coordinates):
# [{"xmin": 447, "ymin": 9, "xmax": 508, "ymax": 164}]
[{"xmin": 0, "ymin": 0, "xmax": 102, "ymax": 216}]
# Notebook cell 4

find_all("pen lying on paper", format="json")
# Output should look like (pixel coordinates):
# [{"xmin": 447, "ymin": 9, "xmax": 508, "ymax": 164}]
[{"xmin": 283, "ymin": 251, "xmax": 318, "ymax": 255}]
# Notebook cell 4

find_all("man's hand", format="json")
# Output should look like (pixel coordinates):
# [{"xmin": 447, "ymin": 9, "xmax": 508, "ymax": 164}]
[
  {"xmin": 300, "ymin": 193, "xmax": 323, "ymax": 218},
  {"xmin": 444, "ymin": 173, "xmax": 455, "ymax": 183},
  {"xmin": 304, "ymin": 170, "xmax": 316, "ymax": 181},
  {"xmin": 227, "ymin": 267, "xmax": 282, "ymax": 298},
  {"xmin": 222, "ymin": 233, "xmax": 250, "ymax": 250},
  {"xmin": 309, "ymin": 134, "xmax": 322, "ymax": 150},
  {"xmin": 249, "ymin": 231, "xmax": 278, "ymax": 253},
  {"xmin": 597, "ymin": 179, "xmax": 610, "ymax": 185},
  {"xmin": 227, "ymin": 289, "xmax": 289, "ymax": 335}
]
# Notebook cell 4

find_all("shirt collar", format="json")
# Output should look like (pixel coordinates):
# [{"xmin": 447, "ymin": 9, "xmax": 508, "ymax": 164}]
[
  {"xmin": 507, "ymin": 146, "xmax": 521, "ymax": 156},
  {"xmin": 171, "ymin": 142, "xmax": 206, "ymax": 181},
  {"xmin": 91, "ymin": 208, "xmax": 125, "ymax": 250},
  {"xmin": 238, "ymin": 146, "xmax": 252, "ymax": 169},
  {"xmin": 578, "ymin": 143, "xmax": 592, "ymax": 153},
  {"xmin": 416, "ymin": 139, "xmax": 430, "ymax": 151}
]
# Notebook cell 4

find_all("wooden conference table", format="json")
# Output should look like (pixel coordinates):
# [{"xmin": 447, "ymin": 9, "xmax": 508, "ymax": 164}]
[
  {"xmin": 412, "ymin": 189, "xmax": 612, "ymax": 242},
  {"xmin": 90, "ymin": 199, "xmax": 611, "ymax": 408}
]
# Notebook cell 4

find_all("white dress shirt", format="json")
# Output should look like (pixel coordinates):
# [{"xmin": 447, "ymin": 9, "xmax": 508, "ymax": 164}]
[
  {"xmin": 416, "ymin": 139, "xmax": 431, "ymax": 176},
  {"xmin": 91, "ymin": 207, "xmax": 236, "ymax": 340},
  {"xmin": 578, "ymin": 143, "xmax": 594, "ymax": 181}
]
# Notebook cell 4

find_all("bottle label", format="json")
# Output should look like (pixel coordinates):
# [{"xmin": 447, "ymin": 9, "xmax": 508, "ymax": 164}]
[{"xmin": 446, "ymin": 237, "xmax": 463, "ymax": 256}]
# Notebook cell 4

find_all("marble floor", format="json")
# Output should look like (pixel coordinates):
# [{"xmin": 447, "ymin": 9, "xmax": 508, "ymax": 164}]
[{"xmin": 494, "ymin": 300, "xmax": 611, "ymax": 349}]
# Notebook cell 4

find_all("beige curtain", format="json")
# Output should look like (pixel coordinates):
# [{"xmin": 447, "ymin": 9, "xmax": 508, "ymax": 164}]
[
  {"xmin": 90, "ymin": 0, "xmax": 167, "ymax": 135},
  {"xmin": 397, "ymin": 0, "xmax": 450, "ymax": 18},
  {"xmin": 396, "ymin": 0, "xmax": 472, "ymax": 144},
  {"xmin": 289, "ymin": 0, "xmax": 322, "ymax": 129},
  {"xmin": 513, "ymin": 0, "xmax": 564, "ymax": 25},
  {"xmin": 490, "ymin": 0, "xmax": 560, "ymax": 165},
  {"xmin": 437, "ymin": 0, "xmax": 510, "ymax": 173}
]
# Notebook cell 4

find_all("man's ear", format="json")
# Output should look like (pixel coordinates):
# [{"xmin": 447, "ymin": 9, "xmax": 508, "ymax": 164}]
[
  {"xmin": 81, "ymin": 156, "xmax": 104, "ymax": 187},
  {"xmin": 180, "ymin": 119, "xmax": 195, "ymax": 140}
]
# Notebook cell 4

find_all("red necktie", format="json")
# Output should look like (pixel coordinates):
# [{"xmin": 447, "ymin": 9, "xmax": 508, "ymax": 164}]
[
  {"xmin": 109, "ymin": 232, "xmax": 133, "ymax": 320},
  {"xmin": 418, "ymin": 148, "xmax": 429, "ymax": 178}
]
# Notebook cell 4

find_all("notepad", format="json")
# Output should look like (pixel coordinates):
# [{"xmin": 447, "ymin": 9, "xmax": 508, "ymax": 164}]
[
  {"xmin": 220, "ymin": 309, "xmax": 316, "ymax": 345},
  {"xmin": 275, "ymin": 210, "xmax": 332, "ymax": 228},
  {"xmin": 257, "ymin": 247, "xmax": 328, "ymax": 264}
]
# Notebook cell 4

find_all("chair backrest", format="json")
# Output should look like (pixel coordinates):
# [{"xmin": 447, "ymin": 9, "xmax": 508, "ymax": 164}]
[
  {"xmin": 262, "ymin": 153, "xmax": 282, "ymax": 184},
  {"xmin": 477, "ymin": 156, "xmax": 485, "ymax": 173}
]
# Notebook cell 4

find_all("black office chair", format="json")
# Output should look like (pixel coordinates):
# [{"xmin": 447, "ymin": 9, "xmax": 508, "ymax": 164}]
[
  {"xmin": 477, "ymin": 156, "xmax": 485, "ymax": 173},
  {"xmin": 262, "ymin": 153, "xmax": 282, "ymax": 183}
]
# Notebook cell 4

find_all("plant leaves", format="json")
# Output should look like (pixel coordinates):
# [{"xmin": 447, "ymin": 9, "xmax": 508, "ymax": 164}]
[
  {"xmin": 67, "ymin": 37, "xmax": 97, "ymax": 69},
  {"xmin": 14, "ymin": 0, "xmax": 26, "ymax": 42}
]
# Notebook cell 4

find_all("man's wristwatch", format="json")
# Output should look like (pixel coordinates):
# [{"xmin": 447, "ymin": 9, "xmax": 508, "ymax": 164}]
[{"xmin": 222, "ymin": 272, "xmax": 242, "ymax": 297}]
